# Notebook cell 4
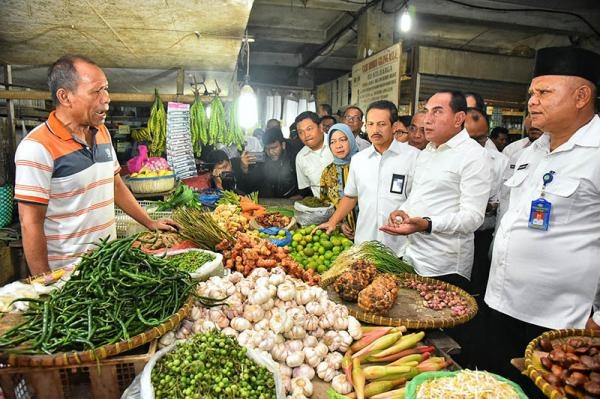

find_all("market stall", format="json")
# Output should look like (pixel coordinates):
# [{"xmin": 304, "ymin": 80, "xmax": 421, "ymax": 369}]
[{"xmin": 0, "ymin": 186, "xmax": 535, "ymax": 399}]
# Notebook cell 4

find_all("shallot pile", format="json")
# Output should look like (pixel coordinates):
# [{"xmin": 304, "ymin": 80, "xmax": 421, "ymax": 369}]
[{"xmin": 404, "ymin": 280, "xmax": 469, "ymax": 316}]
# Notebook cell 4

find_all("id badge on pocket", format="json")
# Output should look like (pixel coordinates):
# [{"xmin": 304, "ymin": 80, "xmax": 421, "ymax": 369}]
[{"xmin": 528, "ymin": 198, "xmax": 552, "ymax": 231}]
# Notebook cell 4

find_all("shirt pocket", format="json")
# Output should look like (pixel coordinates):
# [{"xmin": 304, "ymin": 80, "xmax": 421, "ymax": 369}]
[
  {"xmin": 543, "ymin": 177, "xmax": 580, "ymax": 224},
  {"xmin": 504, "ymin": 169, "xmax": 528, "ymax": 189}
]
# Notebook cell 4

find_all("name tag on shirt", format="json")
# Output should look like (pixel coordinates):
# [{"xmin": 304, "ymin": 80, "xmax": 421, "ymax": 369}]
[
  {"xmin": 528, "ymin": 198, "xmax": 551, "ymax": 231},
  {"xmin": 517, "ymin": 163, "xmax": 528, "ymax": 170},
  {"xmin": 390, "ymin": 174, "xmax": 406, "ymax": 194}
]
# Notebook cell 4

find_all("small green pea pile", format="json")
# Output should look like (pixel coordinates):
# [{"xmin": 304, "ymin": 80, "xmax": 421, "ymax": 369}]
[
  {"xmin": 151, "ymin": 330, "xmax": 277, "ymax": 399},
  {"xmin": 167, "ymin": 250, "xmax": 216, "ymax": 273}
]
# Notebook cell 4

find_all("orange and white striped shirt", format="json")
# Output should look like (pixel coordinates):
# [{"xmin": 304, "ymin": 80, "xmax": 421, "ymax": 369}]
[{"xmin": 15, "ymin": 111, "xmax": 120, "ymax": 270}]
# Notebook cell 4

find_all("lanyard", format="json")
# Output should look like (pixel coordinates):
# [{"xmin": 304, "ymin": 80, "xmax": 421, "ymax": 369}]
[{"xmin": 540, "ymin": 170, "xmax": 555, "ymax": 197}]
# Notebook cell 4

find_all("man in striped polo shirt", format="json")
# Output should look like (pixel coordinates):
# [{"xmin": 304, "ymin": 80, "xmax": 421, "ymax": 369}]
[{"xmin": 15, "ymin": 55, "xmax": 177, "ymax": 275}]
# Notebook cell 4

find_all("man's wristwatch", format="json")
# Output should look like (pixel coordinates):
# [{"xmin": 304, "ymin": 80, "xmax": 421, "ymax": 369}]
[{"xmin": 423, "ymin": 217, "xmax": 432, "ymax": 234}]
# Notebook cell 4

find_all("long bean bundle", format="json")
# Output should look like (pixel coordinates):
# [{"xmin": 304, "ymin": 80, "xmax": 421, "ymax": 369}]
[{"xmin": 0, "ymin": 235, "xmax": 195, "ymax": 355}]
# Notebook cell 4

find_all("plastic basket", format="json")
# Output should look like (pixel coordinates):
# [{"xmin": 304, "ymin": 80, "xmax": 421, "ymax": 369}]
[
  {"xmin": 126, "ymin": 175, "xmax": 175, "ymax": 194},
  {"xmin": 115, "ymin": 202, "xmax": 172, "ymax": 238},
  {"xmin": 0, "ymin": 184, "xmax": 13, "ymax": 228}
]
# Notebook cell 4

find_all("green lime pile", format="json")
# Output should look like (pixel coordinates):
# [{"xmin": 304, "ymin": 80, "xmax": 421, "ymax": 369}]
[
  {"xmin": 258, "ymin": 229, "xmax": 288, "ymax": 240},
  {"xmin": 287, "ymin": 225, "xmax": 353, "ymax": 273}
]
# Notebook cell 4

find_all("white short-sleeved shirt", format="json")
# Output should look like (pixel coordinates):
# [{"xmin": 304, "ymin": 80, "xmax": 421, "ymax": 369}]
[
  {"xmin": 486, "ymin": 115, "xmax": 600, "ymax": 329},
  {"xmin": 295, "ymin": 142, "xmax": 334, "ymax": 197},
  {"xmin": 502, "ymin": 137, "xmax": 531, "ymax": 161},
  {"xmin": 355, "ymin": 136, "xmax": 371, "ymax": 151},
  {"xmin": 344, "ymin": 140, "xmax": 419, "ymax": 255},
  {"xmin": 400, "ymin": 130, "xmax": 491, "ymax": 279},
  {"xmin": 480, "ymin": 147, "xmax": 509, "ymax": 231},
  {"xmin": 484, "ymin": 138, "xmax": 500, "ymax": 153}
]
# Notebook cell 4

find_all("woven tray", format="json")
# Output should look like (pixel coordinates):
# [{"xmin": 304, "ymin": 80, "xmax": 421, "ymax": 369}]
[
  {"xmin": 321, "ymin": 273, "xmax": 478, "ymax": 329},
  {"xmin": 524, "ymin": 328, "xmax": 600, "ymax": 399},
  {"xmin": 0, "ymin": 296, "xmax": 194, "ymax": 367}
]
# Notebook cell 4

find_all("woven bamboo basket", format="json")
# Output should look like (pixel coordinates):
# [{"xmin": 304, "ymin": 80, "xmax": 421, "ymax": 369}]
[
  {"xmin": 126, "ymin": 175, "xmax": 175, "ymax": 194},
  {"xmin": 249, "ymin": 215, "xmax": 297, "ymax": 231},
  {"xmin": 524, "ymin": 328, "xmax": 600, "ymax": 399},
  {"xmin": 321, "ymin": 273, "xmax": 478, "ymax": 329},
  {"xmin": 0, "ymin": 296, "xmax": 194, "ymax": 368}
]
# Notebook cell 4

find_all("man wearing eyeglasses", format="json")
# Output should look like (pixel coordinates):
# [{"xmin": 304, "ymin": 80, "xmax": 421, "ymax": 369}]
[
  {"xmin": 407, "ymin": 111, "xmax": 428, "ymax": 150},
  {"xmin": 343, "ymin": 106, "xmax": 371, "ymax": 150}
]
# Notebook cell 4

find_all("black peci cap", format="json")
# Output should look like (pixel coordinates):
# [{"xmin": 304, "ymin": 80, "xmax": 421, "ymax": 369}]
[{"xmin": 533, "ymin": 46, "xmax": 600, "ymax": 86}]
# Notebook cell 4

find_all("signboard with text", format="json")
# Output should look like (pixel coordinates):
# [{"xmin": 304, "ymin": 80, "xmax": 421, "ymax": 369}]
[{"xmin": 351, "ymin": 42, "xmax": 402, "ymax": 111}]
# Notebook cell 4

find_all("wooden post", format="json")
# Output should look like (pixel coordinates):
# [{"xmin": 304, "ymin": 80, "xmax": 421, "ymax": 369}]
[{"xmin": 2, "ymin": 64, "xmax": 17, "ymax": 184}]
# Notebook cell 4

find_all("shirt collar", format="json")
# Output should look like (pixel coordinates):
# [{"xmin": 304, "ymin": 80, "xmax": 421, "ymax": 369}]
[
  {"xmin": 365, "ymin": 138, "xmax": 403, "ymax": 157},
  {"xmin": 46, "ymin": 111, "xmax": 99, "ymax": 145},
  {"xmin": 425, "ymin": 129, "xmax": 469, "ymax": 151},
  {"xmin": 533, "ymin": 115, "xmax": 600, "ymax": 152},
  {"xmin": 302, "ymin": 140, "xmax": 328, "ymax": 156}
]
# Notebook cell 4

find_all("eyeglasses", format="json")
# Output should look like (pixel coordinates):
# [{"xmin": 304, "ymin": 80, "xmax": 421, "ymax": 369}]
[
  {"xmin": 394, "ymin": 130, "xmax": 408, "ymax": 137},
  {"xmin": 408, "ymin": 126, "xmax": 425, "ymax": 134},
  {"xmin": 344, "ymin": 115, "xmax": 362, "ymax": 122}
]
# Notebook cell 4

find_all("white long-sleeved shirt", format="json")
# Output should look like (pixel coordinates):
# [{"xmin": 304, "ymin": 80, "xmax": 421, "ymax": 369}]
[
  {"xmin": 344, "ymin": 140, "xmax": 419, "ymax": 255},
  {"xmin": 502, "ymin": 137, "xmax": 531, "ymax": 160},
  {"xmin": 486, "ymin": 115, "xmax": 600, "ymax": 329},
  {"xmin": 400, "ymin": 130, "xmax": 491, "ymax": 279},
  {"xmin": 480, "ymin": 147, "xmax": 509, "ymax": 231},
  {"xmin": 295, "ymin": 142, "xmax": 334, "ymax": 197}
]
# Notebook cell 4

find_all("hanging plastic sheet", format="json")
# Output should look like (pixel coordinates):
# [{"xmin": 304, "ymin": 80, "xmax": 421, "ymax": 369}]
[
  {"xmin": 264, "ymin": 95, "xmax": 274, "ymax": 124},
  {"xmin": 272, "ymin": 93, "xmax": 282, "ymax": 122},
  {"xmin": 281, "ymin": 94, "xmax": 298, "ymax": 138}
]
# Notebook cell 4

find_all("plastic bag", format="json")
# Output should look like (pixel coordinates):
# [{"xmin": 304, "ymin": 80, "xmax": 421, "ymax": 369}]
[
  {"xmin": 140, "ymin": 340, "xmax": 285, "ymax": 399},
  {"xmin": 259, "ymin": 227, "xmax": 292, "ymax": 247},
  {"xmin": 160, "ymin": 248, "xmax": 224, "ymax": 281},
  {"xmin": 294, "ymin": 201, "xmax": 334, "ymax": 227},
  {"xmin": 127, "ymin": 144, "xmax": 148, "ymax": 174}
]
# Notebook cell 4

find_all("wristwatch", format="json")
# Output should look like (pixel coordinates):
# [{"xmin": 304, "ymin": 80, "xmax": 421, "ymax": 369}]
[{"xmin": 423, "ymin": 217, "xmax": 432, "ymax": 234}]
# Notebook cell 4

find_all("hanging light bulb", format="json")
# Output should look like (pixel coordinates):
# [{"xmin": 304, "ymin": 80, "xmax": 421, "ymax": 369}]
[
  {"xmin": 238, "ymin": 31, "xmax": 258, "ymax": 130},
  {"xmin": 399, "ymin": 7, "xmax": 412, "ymax": 32}
]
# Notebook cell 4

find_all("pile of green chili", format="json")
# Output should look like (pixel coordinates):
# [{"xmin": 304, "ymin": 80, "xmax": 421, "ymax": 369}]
[{"xmin": 0, "ymin": 234, "xmax": 196, "ymax": 355}]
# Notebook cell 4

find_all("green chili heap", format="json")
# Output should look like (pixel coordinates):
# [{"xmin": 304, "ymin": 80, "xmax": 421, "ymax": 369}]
[{"xmin": 0, "ymin": 235, "xmax": 196, "ymax": 354}]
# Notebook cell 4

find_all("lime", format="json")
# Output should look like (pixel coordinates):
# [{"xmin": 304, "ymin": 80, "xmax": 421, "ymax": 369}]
[
  {"xmin": 303, "ymin": 248, "xmax": 315, "ymax": 257},
  {"xmin": 300, "ymin": 239, "xmax": 307, "ymax": 246},
  {"xmin": 317, "ymin": 264, "xmax": 327, "ymax": 273},
  {"xmin": 332, "ymin": 246, "xmax": 342, "ymax": 254},
  {"xmin": 320, "ymin": 240, "xmax": 333, "ymax": 249},
  {"xmin": 318, "ymin": 247, "xmax": 325, "ymax": 255},
  {"xmin": 290, "ymin": 241, "xmax": 298, "ymax": 248},
  {"xmin": 278, "ymin": 229, "xmax": 287, "ymax": 237},
  {"xmin": 292, "ymin": 233, "xmax": 302, "ymax": 241},
  {"xmin": 315, "ymin": 229, "xmax": 323, "ymax": 236},
  {"xmin": 324, "ymin": 251, "xmax": 333, "ymax": 260},
  {"xmin": 307, "ymin": 262, "xmax": 317, "ymax": 270},
  {"xmin": 330, "ymin": 237, "xmax": 341, "ymax": 247},
  {"xmin": 296, "ymin": 245, "xmax": 304, "ymax": 252}
]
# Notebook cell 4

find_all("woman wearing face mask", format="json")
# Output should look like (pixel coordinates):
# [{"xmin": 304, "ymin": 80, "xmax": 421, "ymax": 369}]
[{"xmin": 319, "ymin": 123, "xmax": 360, "ymax": 239}]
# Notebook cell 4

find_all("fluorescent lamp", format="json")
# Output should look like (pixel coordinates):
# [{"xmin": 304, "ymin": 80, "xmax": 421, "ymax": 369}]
[
  {"xmin": 238, "ymin": 83, "xmax": 258, "ymax": 130},
  {"xmin": 400, "ymin": 8, "xmax": 412, "ymax": 32}
]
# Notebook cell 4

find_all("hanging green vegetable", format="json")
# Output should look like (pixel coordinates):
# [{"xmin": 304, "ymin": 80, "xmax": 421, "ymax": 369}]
[
  {"xmin": 208, "ymin": 96, "xmax": 226, "ymax": 145},
  {"xmin": 190, "ymin": 93, "xmax": 208, "ymax": 156},
  {"xmin": 148, "ymin": 89, "xmax": 167, "ymax": 156},
  {"xmin": 228, "ymin": 98, "xmax": 246, "ymax": 150}
]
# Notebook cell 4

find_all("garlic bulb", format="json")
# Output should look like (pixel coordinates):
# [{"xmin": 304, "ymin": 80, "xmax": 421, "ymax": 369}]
[
  {"xmin": 291, "ymin": 377, "xmax": 313, "ymax": 397},
  {"xmin": 158, "ymin": 331, "xmax": 175, "ymax": 348},
  {"xmin": 255, "ymin": 276, "xmax": 270, "ymax": 288},
  {"xmin": 227, "ymin": 271, "xmax": 244, "ymax": 284},
  {"xmin": 333, "ymin": 314, "xmax": 349, "ymax": 330},
  {"xmin": 338, "ymin": 330, "xmax": 353, "ymax": 352},
  {"xmin": 257, "ymin": 331, "xmax": 276, "ymax": 352},
  {"xmin": 316, "ymin": 360, "xmax": 337, "ymax": 382},
  {"xmin": 270, "ymin": 309, "xmax": 293, "ymax": 334},
  {"xmin": 254, "ymin": 319, "xmax": 269, "ymax": 332},
  {"xmin": 277, "ymin": 281, "xmax": 296, "ymax": 302},
  {"xmin": 284, "ymin": 325, "xmax": 306, "ymax": 340},
  {"xmin": 286, "ymin": 339, "xmax": 304, "ymax": 352},
  {"xmin": 230, "ymin": 317, "xmax": 252, "ymax": 332},
  {"xmin": 314, "ymin": 342, "xmax": 329, "ymax": 358},
  {"xmin": 303, "ymin": 314, "xmax": 319, "ymax": 331},
  {"xmin": 295, "ymin": 286, "xmax": 313, "ymax": 305},
  {"xmin": 331, "ymin": 374, "xmax": 353, "ymax": 394},
  {"xmin": 325, "ymin": 352, "xmax": 344, "ymax": 369},
  {"xmin": 347, "ymin": 316, "xmax": 362, "ymax": 340},
  {"xmin": 286, "ymin": 307, "xmax": 306, "ymax": 325},
  {"xmin": 312, "ymin": 327, "xmax": 325, "ymax": 338},
  {"xmin": 248, "ymin": 289, "xmax": 270, "ymax": 306},
  {"xmin": 269, "ymin": 270, "xmax": 285, "ymax": 286},
  {"xmin": 305, "ymin": 301, "xmax": 324, "ymax": 316},
  {"xmin": 288, "ymin": 391, "xmax": 309, "ymax": 399},
  {"xmin": 323, "ymin": 331, "xmax": 340, "ymax": 351},
  {"xmin": 189, "ymin": 306, "xmax": 203, "ymax": 321},
  {"xmin": 221, "ymin": 327, "xmax": 238, "ymax": 337},
  {"xmin": 261, "ymin": 297, "xmax": 275, "ymax": 311},
  {"xmin": 286, "ymin": 351, "xmax": 305, "ymax": 368},
  {"xmin": 237, "ymin": 330, "xmax": 252, "ymax": 347},
  {"xmin": 243, "ymin": 304, "xmax": 265, "ymax": 323},
  {"xmin": 303, "ymin": 335, "xmax": 318, "ymax": 348},
  {"xmin": 281, "ymin": 375, "xmax": 292, "ymax": 394},
  {"xmin": 271, "ymin": 342, "xmax": 288, "ymax": 363},
  {"xmin": 293, "ymin": 364, "xmax": 315, "ymax": 380},
  {"xmin": 279, "ymin": 364, "xmax": 293, "ymax": 378},
  {"xmin": 302, "ymin": 347, "xmax": 321, "ymax": 368},
  {"xmin": 208, "ymin": 309, "xmax": 230, "ymax": 329}
]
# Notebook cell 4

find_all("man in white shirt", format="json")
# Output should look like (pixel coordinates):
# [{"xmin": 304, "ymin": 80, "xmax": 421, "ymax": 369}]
[
  {"xmin": 484, "ymin": 46, "xmax": 600, "ymax": 391},
  {"xmin": 380, "ymin": 90, "xmax": 490, "ymax": 291},
  {"xmin": 343, "ymin": 106, "xmax": 371, "ymax": 151},
  {"xmin": 317, "ymin": 100, "xmax": 419, "ymax": 255},
  {"xmin": 407, "ymin": 111, "xmax": 428, "ymax": 151},
  {"xmin": 502, "ymin": 115, "xmax": 543, "ymax": 161},
  {"xmin": 464, "ymin": 106, "xmax": 508, "ymax": 298},
  {"xmin": 294, "ymin": 111, "xmax": 334, "ymax": 197}
]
